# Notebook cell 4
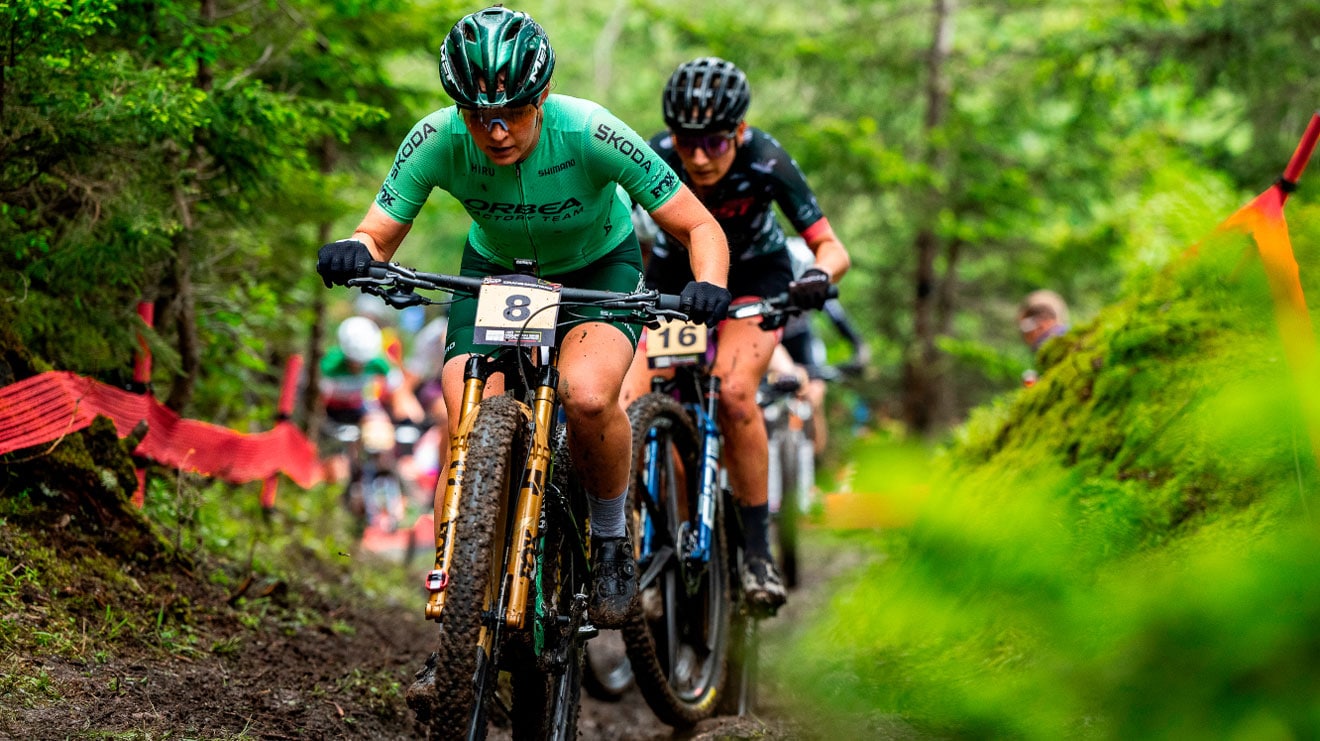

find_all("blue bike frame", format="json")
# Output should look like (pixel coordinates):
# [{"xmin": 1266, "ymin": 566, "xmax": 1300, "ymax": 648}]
[{"xmin": 639, "ymin": 368, "xmax": 724, "ymax": 583}]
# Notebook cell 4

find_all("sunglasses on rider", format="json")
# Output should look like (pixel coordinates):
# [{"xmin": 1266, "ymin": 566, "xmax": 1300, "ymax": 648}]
[
  {"xmin": 460, "ymin": 103, "xmax": 540, "ymax": 133},
  {"xmin": 672, "ymin": 131, "xmax": 738, "ymax": 157}
]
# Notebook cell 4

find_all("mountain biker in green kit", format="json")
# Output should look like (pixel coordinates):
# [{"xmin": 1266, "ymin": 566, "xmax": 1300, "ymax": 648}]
[{"xmin": 316, "ymin": 6, "xmax": 732, "ymax": 630}]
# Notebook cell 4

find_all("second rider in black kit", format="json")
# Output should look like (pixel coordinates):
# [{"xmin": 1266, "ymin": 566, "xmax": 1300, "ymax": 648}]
[{"xmin": 622, "ymin": 57, "xmax": 852, "ymax": 610}]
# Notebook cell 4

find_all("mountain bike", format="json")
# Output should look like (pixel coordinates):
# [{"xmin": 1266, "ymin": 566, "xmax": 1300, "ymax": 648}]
[
  {"xmin": 343, "ymin": 259, "xmax": 682, "ymax": 741},
  {"xmin": 621, "ymin": 291, "xmax": 827, "ymax": 726},
  {"xmin": 759, "ymin": 373, "xmax": 812, "ymax": 590},
  {"xmin": 761, "ymin": 359, "xmax": 859, "ymax": 588}
]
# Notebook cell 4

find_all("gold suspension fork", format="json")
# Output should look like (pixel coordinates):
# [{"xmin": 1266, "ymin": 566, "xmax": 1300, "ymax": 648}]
[
  {"xmin": 502, "ymin": 365, "xmax": 560, "ymax": 630},
  {"xmin": 424, "ymin": 357, "xmax": 488, "ymax": 622}
]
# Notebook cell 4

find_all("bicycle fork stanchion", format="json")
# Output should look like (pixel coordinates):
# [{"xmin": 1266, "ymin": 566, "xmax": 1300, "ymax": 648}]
[
  {"xmin": 425, "ymin": 356, "xmax": 489, "ymax": 622},
  {"xmin": 504, "ymin": 365, "xmax": 559, "ymax": 629},
  {"xmin": 689, "ymin": 376, "xmax": 722, "ymax": 574}
]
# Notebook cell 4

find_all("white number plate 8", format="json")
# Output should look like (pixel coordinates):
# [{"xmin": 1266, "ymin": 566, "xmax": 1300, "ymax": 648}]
[{"xmin": 473, "ymin": 274, "xmax": 562, "ymax": 347}]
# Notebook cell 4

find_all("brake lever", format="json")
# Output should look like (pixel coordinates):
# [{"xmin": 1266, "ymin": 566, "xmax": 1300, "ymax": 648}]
[
  {"xmin": 727, "ymin": 301, "xmax": 769, "ymax": 321},
  {"xmin": 346, "ymin": 276, "xmax": 395, "ymax": 289},
  {"xmin": 643, "ymin": 308, "xmax": 690, "ymax": 330}
]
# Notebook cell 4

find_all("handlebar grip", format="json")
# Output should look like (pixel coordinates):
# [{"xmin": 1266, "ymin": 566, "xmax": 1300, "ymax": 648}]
[{"xmin": 657, "ymin": 293, "xmax": 683, "ymax": 312}]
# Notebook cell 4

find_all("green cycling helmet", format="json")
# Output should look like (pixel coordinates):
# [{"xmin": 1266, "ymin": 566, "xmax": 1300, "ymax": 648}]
[{"xmin": 439, "ymin": 6, "xmax": 555, "ymax": 108}]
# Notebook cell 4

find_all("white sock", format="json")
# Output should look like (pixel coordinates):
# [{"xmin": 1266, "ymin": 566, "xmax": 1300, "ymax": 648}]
[{"xmin": 587, "ymin": 490, "xmax": 628, "ymax": 539}]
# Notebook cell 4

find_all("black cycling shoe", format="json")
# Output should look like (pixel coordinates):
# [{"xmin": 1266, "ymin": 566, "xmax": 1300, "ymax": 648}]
[
  {"xmin": 589, "ymin": 535, "xmax": 639, "ymax": 628},
  {"xmin": 741, "ymin": 554, "xmax": 788, "ymax": 614}
]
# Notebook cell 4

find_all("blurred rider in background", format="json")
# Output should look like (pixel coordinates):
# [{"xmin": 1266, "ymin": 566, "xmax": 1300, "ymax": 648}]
[{"xmin": 319, "ymin": 316, "xmax": 419, "ymax": 484}]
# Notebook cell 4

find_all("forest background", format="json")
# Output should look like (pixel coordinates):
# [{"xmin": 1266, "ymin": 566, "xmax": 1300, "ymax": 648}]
[
  {"xmin": 7, "ymin": 0, "xmax": 1319, "ymax": 438},
  {"xmin": 6, "ymin": 2, "xmax": 1320, "ymax": 738}
]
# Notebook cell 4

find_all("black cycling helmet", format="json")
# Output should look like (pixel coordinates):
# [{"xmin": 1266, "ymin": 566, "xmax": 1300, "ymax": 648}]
[
  {"xmin": 438, "ymin": 6, "xmax": 555, "ymax": 108},
  {"xmin": 662, "ymin": 56, "xmax": 751, "ymax": 132}
]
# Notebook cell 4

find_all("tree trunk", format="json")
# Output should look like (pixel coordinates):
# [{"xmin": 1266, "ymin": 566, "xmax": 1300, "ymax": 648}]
[
  {"xmin": 164, "ymin": 206, "xmax": 199, "ymax": 413},
  {"xmin": 162, "ymin": 0, "xmax": 215, "ymax": 413},
  {"xmin": 901, "ymin": 0, "xmax": 957, "ymax": 437},
  {"xmin": 300, "ymin": 135, "xmax": 338, "ymax": 435}
]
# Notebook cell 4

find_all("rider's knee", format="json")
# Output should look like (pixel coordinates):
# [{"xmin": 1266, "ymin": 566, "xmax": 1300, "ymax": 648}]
[
  {"xmin": 562, "ymin": 385, "xmax": 616, "ymax": 422},
  {"xmin": 719, "ymin": 375, "xmax": 759, "ymax": 414}
]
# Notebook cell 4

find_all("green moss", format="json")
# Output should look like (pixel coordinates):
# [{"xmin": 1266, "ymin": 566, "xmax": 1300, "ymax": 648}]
[{"xmin": 781, "ymin": 226, "xmax": 1320, "ymax": 738}]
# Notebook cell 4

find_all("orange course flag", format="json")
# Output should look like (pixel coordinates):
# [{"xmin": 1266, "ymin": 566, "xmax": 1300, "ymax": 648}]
[{"xmin": 1217, "ymin": 112, "xmax": 1320, "ymax": 465}]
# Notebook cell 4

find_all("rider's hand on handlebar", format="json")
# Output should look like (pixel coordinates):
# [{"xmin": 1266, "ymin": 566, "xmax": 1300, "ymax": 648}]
[
  {"xmin": 680, "ymin": 281, "xmax": 732, "ymax": 327},
  {"xmin": 317, "ymin": 239, "xmax": 373, "ymax": 288},
  {"xmin": 788, "ymin": 268, "xmax": 832, "ymax": 310}
]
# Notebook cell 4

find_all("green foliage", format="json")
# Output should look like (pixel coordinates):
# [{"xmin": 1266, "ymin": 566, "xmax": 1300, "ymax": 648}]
[
  {"xmin": 776, "ymin": 219, "xmax": 1320, "ymax": 737},
  {"xmin": 0, "ymin": 0, "xmax": 424, "ymax": 426}
]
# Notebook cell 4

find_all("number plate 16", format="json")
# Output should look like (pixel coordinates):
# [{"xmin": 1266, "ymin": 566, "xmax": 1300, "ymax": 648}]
[
  {"xmin": 474, "ymin": 274, "xmax": 562, "ymax": 347},
  {"xmin": 646, "ymin": 317, "xmax": 708, "ymax": 368}
]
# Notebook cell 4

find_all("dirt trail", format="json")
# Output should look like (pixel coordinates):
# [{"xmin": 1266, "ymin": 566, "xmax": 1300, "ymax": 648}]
[{"xmin": 0, "ymin": 529, "xmax": 876, "ymax": 740}]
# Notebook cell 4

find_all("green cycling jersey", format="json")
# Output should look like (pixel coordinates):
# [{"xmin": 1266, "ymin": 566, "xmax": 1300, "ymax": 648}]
[{"xmin": 376, "ymin": 94, "xmax": 683, "ymax": 275}]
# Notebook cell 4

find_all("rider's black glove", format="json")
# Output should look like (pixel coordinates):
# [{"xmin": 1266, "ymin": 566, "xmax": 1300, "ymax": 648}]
[
  {"xmin": 788, "ymin": 268, "xmax": 831, "ymax": 310},
  {"xmin": 317, "ymin": 239, "xmax": 373, "ymax": 288},
  {"xmin": 679, "ymin": 281, "xmax": 732, "ymax": 327}
]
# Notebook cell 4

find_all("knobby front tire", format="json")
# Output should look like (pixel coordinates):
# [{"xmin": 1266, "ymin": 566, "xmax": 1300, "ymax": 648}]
[
  {"xmin": 428, "ymin": 394, "xmax": 528, "ymax": 741},
  {"xmin": 509, "ymin": 422, "xmax": 587, "ymax": 741},
  {"xmin": 622, "ymin": 393, "xmax": 730, "ymax": 728}
]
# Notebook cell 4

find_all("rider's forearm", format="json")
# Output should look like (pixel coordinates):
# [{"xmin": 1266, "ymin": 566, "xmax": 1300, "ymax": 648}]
[
  {"xmin": 685, "ymin": 220, "xmax": 730, "ymax": 287},
  {"xmin": 351, "ymin": 203, "xmax": 412, "ymax": 262},
  {"xmin": 808, "ymin": 235, "xmax": 850, "ymax": 282}
]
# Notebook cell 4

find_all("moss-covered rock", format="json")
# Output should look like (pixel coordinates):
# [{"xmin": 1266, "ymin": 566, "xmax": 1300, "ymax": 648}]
[{"xmin": 779, "ymin": 226, "xmax": 1320, "ymax": 739}]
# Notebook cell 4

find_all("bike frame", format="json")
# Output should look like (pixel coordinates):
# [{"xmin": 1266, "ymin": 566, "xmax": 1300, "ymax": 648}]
[
  {"xmin": 640, "ymin": 359, "xmax": 725, "ymax": 586},
  {"xmin": 428, "ymin": 349, "xmax": 563, "ymax": 634}
]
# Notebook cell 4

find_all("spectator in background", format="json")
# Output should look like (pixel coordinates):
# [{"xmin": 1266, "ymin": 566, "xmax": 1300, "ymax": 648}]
[
  {"xmin": 1018, "ymin": 289, "xmax": 1070, "ymax": 352},
  {"xmin": 1018, "ymin": 289, "xmax": 1070, "ymax": 388}
]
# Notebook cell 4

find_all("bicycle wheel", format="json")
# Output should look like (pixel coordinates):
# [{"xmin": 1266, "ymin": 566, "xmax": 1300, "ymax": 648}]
[
  {"xmin": 622, "ymin": 393, "xmax": 730, "ymax": 728},
  {"xmin": 509, "ymin": 423, "xmax": 588, "ymax": 741},
  {"xmin": 718, "ymin": 496, "xmax": 760, "ymax": 718},
  {"xmin": 718, "ymin": 596, "xmax": 761, "ymax": 717},
  {"xmin": 775, "ymin": 426, "xmax": 805, "ymax": 589},
  {"xmin": 415, "ymin": 394, "xmax": 528, "ymax": 740},
  {"xmin": 583, "ymin": 631, "xmax": 634, "ymax": 700}
]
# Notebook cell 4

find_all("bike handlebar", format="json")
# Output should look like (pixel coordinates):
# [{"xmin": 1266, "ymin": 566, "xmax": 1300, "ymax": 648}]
[
  {"xmin": 349, "ymin": 260, "xmax": 686, "ymax": 318},
  {"xmin": 726, "ymin": 285, "xmax": 841, "ymax": 327}
]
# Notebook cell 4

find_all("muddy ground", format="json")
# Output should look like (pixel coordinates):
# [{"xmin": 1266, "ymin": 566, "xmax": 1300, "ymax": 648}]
[{"xmin": 0, "ymin": 507, "xmax": 878, "ymax": 741}]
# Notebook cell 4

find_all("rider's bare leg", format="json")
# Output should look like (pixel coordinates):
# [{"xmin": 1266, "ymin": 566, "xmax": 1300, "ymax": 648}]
[
  {"xmin": 711, "ymin": 317, "xmax": 778, "ymax": 510},
  {"xmin": 556, "ymin": 322, "xmax": 636, "ymax": 505}
]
